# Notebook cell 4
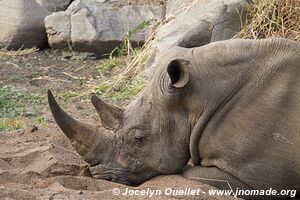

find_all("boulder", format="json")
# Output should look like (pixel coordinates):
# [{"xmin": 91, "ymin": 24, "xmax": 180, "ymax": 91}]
[
  {"xmin": 45, "ymin": 0, "xmax": 165, "ymax": 54},
  {"xmin": 45, "ymin": 11, "xmax": 71, "ymax": 49},
  {"xmin": 37, "ymin": 0, "xmax": 72, "ymax": 12},
  {"xmin": 0, "ymin": 0, "xmax": 50, "ymax": 49},
  {"xmin": 166, "ymin": 0, "xmax": 196, "ymax": 15},
  {"xmin": 0, "ymin": 0, "xmax": 72, "ymax": 50},
  {"xmin": 145, "ymin": 0, "xmax": 250, "ymax": 77}
]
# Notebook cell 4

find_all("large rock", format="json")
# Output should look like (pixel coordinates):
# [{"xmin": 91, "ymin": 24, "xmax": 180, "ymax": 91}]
[
  {"xmin": 0, "ymin": 0, "xmax": 72, "ymax": 50},
  {"xmin": 145, "ymin": 0, "xmax": 250, "ymax": 77},
  {"xmin": 0, "ymin": 0, "xmax": 49, "ymax": 49},
  {"xmin": 166, "ymin": 0, "xmax": 196, "ymax": 15},
  {"xmin": 45, "ymin": 0, "xmax": 165, "ymax": 54},
  {"xmin": 37, "ymin": 0, "xmax": 72, "ymax": 12}
]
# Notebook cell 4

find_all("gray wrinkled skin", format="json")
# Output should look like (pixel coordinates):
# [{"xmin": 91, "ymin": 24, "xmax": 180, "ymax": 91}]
[{"xmin": 48, "ymin": 38, "xmax": 300, "ymax": 199}]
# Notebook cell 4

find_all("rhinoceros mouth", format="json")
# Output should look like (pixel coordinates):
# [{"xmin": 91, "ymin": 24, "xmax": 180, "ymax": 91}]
[{"xmin": 89, "ymin": 164, "xmax": 158, "ymax": 186}]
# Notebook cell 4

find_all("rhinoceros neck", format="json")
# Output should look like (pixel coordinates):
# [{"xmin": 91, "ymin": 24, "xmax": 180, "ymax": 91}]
[{"xmin": 188, "ymin": 38, "xmax": 300, "ymax": 165}]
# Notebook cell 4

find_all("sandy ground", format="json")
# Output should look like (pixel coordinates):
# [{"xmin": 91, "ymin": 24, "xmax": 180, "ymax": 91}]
[{"xmin": 0, "ymin": 124, "xmax": 240, "ymax": 200}]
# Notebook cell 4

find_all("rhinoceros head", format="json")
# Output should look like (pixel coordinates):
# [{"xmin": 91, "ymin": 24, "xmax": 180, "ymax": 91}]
[{"xmin": 48, "ymin": 50, "xmax": 196, "ymax": 185}]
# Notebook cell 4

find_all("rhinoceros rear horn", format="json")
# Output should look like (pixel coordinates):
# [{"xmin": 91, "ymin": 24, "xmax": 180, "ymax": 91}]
[
  {"xmin": 47, "ymin": 90, "xmax": 102, "ymax": 161},
  {"xmin": 91, "ymin": 95, "xmax": 123, "ymax": 131}
]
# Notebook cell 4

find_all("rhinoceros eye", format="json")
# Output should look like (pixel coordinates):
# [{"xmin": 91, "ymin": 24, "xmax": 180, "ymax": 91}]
[{"xmin": 133, "ymin": 130, "xmax": 147, "ymax": 142}]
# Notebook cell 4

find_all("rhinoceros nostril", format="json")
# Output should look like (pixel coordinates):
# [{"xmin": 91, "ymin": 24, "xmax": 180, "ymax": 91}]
[
  {"xmin": 106, "ymin": 175, "xmax": 113, "ymax": 181},
  {"xmin": 110, "ymin": 174, "xmax": 118, "ymax": 182}
]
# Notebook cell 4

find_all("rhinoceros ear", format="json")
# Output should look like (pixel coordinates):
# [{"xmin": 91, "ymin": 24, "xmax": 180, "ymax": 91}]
[
  {"xmin": 167, "ymin": 59, "xmax": 190, "ymax": 88},
  {"xmin": 91, "ymin": 95, "xmax": 124, "ymax": 131}
]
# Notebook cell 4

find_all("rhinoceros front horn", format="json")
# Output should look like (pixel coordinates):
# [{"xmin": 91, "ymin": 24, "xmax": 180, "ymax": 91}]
[{"xmin": 48, "ymin": 90, "xmax": 113, "ymax": 164}]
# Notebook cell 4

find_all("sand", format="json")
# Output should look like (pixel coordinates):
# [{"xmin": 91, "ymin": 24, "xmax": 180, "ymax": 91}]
[{"xmin": 0, "ymin": 124, "xmax": 240, "ymax": 200}]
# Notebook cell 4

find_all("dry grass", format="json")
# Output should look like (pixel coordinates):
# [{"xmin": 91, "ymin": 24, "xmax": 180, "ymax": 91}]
[
  {"xmin": 0, "ymin": 117, "xmax": 26, "ymax": 131},
  {"xmin": 95, "ymin": 0, "xmax": 209, "ymax": 103},
  {"xmin": 109, "ymin": 0, "xmax": 201, "ymax": 85},
  {"xmin": 126, "ymin": 0, "xmax": 165, "ymax": 5},
  {"xmin": 118, "ymin": 0, "xmax": 210, "ymax": 79},
  {"xmin": 236, "ymin": 0, "xmax": 300, "ymax": 41},
  {"xmin": 0, "ymin": 47, "xmax": 39, "ymax": 56}
]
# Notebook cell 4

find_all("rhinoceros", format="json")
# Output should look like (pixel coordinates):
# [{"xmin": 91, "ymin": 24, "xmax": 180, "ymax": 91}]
[{"xmin": 48, "ymin": 38, "xmax": 300, "ymax": 200}]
